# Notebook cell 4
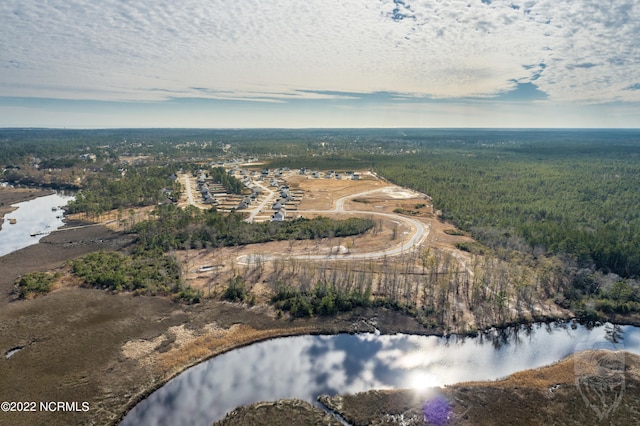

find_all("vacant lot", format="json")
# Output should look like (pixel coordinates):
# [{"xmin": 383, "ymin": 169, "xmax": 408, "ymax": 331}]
[
  {"xmin": 0, "ymin": 173, "xmax": 566, "ymax": 425},
  {"xmin": 0, "ymin": 196, "xmax": 432, "ymax": 426}
]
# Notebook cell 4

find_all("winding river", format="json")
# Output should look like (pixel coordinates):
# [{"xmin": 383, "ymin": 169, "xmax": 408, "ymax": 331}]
[
  {"xmin": 0, "ymin": 192, "xmax": 74, "ymax": 257},
  {"xmin": 121, "ymin": 322, "xmax": 640, "ymax": 426}
]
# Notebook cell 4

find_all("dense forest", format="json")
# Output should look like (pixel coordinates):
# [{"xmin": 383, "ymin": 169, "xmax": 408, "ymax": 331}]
[
  {"xmin": 267, "ymin": 130, "xmax": 640, "ymax": 280},
  {"xmin": 4, "ymin": 128, "xmax": 640, "ymax": 321},
  {"xmin": 371, "ymin": 140, "xmax": 640, "ymax": 278},
  {"xmin": 66, "ymin": 166, "xmax": 179, "ymax": 216}
]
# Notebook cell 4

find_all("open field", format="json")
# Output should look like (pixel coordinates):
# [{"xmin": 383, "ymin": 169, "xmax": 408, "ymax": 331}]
[
  {"xmin": 176, "ymin": 170, "xmax": 465, "ymax": 295},
  {"xmin": 173, "ymin": 169, "xmax": 567, "ymax": 331},
  {"xmin": 2, "ymin": 128, "xmax": 640, "ymax": 425}
]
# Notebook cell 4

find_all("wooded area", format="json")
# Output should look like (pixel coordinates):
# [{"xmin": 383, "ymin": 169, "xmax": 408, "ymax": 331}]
[
  {"xmin": 3, "ymin": 128, "xmax": 639, "ymax": 323},
  {"xmin": 133, "ymin": 204, "xmax": 375, "ymax": 251}
]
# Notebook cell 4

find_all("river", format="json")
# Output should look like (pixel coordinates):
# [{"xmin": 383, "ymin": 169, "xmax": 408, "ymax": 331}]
[
  {"xmin": 121, "ymin": 322, "xmax": 639, "ymax": 426},
  {"xmin": 0, "ymin": 192, "xmax": 74, "ymax": 257}
]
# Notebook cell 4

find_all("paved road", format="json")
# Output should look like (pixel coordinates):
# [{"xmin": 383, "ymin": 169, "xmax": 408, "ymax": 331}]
[
  {"xmin": 175, "ymin": 174, "xmax": 431, "ymax": 262},
  {"xmin": 238, "ymin": 187, "xmax": 430, "ymax": 264},
  {"xmin": 245, "ymin": 181, "xmax": 275, "ymax": 223},
  {"xmin": 182, "ymin": 173, "xmax": 195, "ymax": 206}
]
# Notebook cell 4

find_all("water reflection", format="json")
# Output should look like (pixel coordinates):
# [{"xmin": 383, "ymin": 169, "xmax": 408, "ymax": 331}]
[
  {"xmin": 121, "ymin": 323, "xmax": 640, "ymax": 426},
  {"xmin": 0, "ymin": 193, "xmax": 74, "ymax": 257}
]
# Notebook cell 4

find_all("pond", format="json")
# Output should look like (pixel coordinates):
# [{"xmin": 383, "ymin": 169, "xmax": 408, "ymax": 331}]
[
  {"xmin": 0, "ymin": 192, "xmax": 75, "ymax": 257},
  {"xmin": 121, "ymin": 322, "xmax": 640, "ymax": 426}
]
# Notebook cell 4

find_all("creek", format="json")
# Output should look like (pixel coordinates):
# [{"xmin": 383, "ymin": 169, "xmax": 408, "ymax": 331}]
[
  {"xmin": 121, "ymin": 322, "xmax": 640, "ymax": 426},
  {"xmin": 0, "ymin": 192, "xmax": 74, "ymax": 257}
]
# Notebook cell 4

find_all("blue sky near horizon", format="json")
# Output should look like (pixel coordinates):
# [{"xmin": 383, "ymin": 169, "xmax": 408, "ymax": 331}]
[{"xmin": 1, "ymin": 1, "xmax": 639, "ymax": 128}]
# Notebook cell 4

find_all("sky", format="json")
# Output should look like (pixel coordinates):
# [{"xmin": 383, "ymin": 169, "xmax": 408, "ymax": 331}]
[{"xmin": 1, "ymin": 0, "xmax": 639, "ymax": 128}]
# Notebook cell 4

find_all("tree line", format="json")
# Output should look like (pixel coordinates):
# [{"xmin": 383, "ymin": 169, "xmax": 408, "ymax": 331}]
[
  {"xmin": 208, "ymin": 167, "xmax": 244, "ymax": 194},
  {"xmin": 370, "ymin": 142, "xmax": 640, "ymax": 278},
  {"xmin": 134, "ymin": 204, "xmax": 375, "ymax": 251}
]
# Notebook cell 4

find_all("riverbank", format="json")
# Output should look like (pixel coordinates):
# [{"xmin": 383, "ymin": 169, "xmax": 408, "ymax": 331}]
[
  {"xmin": 215, "ymin": 347, "xmax": 640, "ymax": 426},
  {"xmin": 0, "ymin": 211, "xmax": 441, "ymax": 425},
  {"xmin": 314, "ymin": 350, "xmax": 640, "ymax": 425},
  {"xmin": 0, "ymin": 187, "xmax": 54, "ymax": 231},
  {"xmin": 1, "ymin": 219, "xmax": 636, "ymax": 426},
  {"xmin": 0, "ymin": 221, "xmax": 439, "ymax": 425}
]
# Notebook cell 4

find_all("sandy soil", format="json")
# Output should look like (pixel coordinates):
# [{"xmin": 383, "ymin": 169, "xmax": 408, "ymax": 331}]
[
  {"xmin": 0, "ymin": 215, "xmax": 432, "ymax": 426},
  {"xmin": 0, "ymin": 180, "xmax": 574, "ymax": 426},
  {"xmin": 178, "ymin": 170, "xmax": 473, "ymax": 299},
  {"xmin": 292, "ymin": 173, "xmax": 388, "ymax": 211}
]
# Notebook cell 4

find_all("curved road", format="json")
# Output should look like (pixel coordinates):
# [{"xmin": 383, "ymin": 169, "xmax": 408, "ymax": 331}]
[
  {"xmin": 238, "ymin": 187, "xmax": 430, "ymax": 264},
  {"xmin": 176, "ymin": 174, "xmax": 431, "ymax": 263}
]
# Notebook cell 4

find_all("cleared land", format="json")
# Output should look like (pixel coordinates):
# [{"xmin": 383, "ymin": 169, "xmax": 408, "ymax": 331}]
[
  {"xmin": 176, "ymin": 169, "xmax": 566, "ymax": 329},
  {"xmin": 0, "ymin": 171, "xmax": 572, "ymax": 426},
  {"xmin": 0, "ymin": 185, "xmax": 438, "ymax": 425},
  {"xmin": 177, "ymin": 171, "xmax": 464, "ymax": 299}
]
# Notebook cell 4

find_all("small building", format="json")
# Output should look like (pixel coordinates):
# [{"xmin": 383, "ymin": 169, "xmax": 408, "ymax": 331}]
[{"xmin": 272, "ymin": 208, "xmax": 286, "ymax": 222}]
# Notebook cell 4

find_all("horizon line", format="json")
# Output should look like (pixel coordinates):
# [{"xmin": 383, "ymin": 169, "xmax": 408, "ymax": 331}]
[{"xmin": 2, "ymin": 126, "xmax": 640, "ymax": 131}]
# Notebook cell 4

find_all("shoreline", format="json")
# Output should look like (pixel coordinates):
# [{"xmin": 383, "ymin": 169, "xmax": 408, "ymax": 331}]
[
  {"xmin": 1, "ymin": 207, "xmax": 638, "ymax": 426},
  {"xmin": 114, "ymin": 313, "xmax": 616, "ymax": 426},
  {"xmin": 115, "ymin": 316, "xmax": 637, "ymax": 426},
  {"xmin": 112, "ymin": 306, "xmax": 439, "ymax": 425},
  {"xmin": 0, "ymin": 187, "xmax": 55, "ymax": 231}
]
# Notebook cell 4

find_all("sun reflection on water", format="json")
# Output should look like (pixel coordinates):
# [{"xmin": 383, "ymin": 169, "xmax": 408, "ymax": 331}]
[{"xmin": 408, "ymin": 371, "xmax": 442, "ymax": 391}]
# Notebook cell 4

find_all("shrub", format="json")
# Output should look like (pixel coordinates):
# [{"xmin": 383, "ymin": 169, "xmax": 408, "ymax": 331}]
[
  {"xmin": 175, "ymin": 286, "xmax": 203, "ymax": 304},
  {"xmin": 16, "ymin": 272, "xmax": 60, "ymax": 299},
  {"xmin": 222, "ymin": 276, "xmax": 247, "ymax": 302}
]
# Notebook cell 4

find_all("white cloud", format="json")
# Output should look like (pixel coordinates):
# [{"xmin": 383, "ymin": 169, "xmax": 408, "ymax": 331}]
[{"xmin": 0, "ymin": 0, "xmax": 638, "ymax": 105}]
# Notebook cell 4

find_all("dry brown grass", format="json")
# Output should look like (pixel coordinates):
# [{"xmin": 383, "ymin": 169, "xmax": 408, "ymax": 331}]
[
  {"xmin": 318, "ymin": 351, "xmax": 640, "ymax": 426},
  {"xmin": 216, "ymin": 399, "xmax": 342, "ymax": 426},
  {"xmin": 154, "ymin": 323, "xmax": 318, "ymax": 376},
  {"xmin": 178, "ymin": 171, "xmax": 470, "ymax": 299}
]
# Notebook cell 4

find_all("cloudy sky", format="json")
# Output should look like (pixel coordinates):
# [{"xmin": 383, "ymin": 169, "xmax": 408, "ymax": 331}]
[{"xmin": 1, "ymin": 0, "xmax": 639, "ymax": 128}]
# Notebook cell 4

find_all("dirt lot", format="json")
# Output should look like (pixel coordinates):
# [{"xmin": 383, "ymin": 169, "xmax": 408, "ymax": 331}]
[
  {"xmin": 0, "ymin": 187, "xmax": 434, "ymax": 425},
  {"xmin": 179, "ymin": 170, "xmax": 476, "ymax": 304},
  {"xmin": 0, "ymin": 176, "xmax": 566, "ymax": 426}
]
